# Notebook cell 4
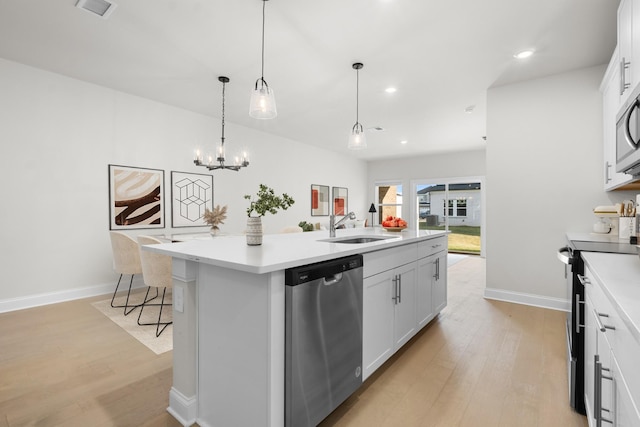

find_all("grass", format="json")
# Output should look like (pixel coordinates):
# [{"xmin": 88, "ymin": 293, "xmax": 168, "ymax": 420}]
[{"xmin": 419, "ymin": 224, "xmax": 481, "ymax": 253}]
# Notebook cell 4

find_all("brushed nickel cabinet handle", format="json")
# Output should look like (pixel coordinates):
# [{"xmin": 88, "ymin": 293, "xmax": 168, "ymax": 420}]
[
  {"xmin": 594, "ymin": 309, "xmax": 615, "ymax": 332},
  {"xmin": 621, "ymin": 57, "xmax": 631, "ymax": 96}
]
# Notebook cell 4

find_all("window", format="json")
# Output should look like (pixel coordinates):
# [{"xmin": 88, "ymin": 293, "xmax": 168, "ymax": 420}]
[
  {"xmin": 375, "ymin": 183, "xmax": 402, "ymax": 224},
  {"xmin": 456, "ymin": 198, "xmax": 467, "ymax": 217},
  {"xmin": 444, "ymin": 198, "xmax": 467, "ymax": 217}
]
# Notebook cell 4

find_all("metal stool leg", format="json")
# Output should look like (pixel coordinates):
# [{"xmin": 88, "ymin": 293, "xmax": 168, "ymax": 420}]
[
  {"xmin": 137, "ymin": 287, "xmax": 172, "ymax": 337},
  {"xmin": 111, "ymin": 273, "xmax": 158, "ymax": 316}
]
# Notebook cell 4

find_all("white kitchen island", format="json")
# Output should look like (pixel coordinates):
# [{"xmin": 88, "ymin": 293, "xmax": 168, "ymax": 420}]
[{"xmin": 144, "ymin": 227, "xmax": 448, "ymax": 427}]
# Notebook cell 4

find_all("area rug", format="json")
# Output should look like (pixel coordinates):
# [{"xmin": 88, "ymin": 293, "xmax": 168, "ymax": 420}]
[{"xmin": 91, "ymin": 291, "xmax": 173, "ymax": 355}]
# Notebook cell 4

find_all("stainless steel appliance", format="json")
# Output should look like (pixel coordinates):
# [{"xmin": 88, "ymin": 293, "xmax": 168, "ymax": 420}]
[
  {"xmin": 285, "ymin": 254, "xmax": 363, "ymax": 427},
  {"xmin": 616, "ymin": 85, "xmax": 640, "ymax": 175},
  {"xmin": 557, "ymin": 235, "xmax": 637, "ymax": 415}
]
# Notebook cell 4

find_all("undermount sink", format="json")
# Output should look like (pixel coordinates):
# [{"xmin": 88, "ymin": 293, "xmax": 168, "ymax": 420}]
[{"xmin": 318, "ymin": 235, "xmax": 397, "ymax": 244}]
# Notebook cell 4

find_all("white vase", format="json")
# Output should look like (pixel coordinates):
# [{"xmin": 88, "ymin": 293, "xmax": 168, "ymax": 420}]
[{"xmin": 246, "ymin": 217, "xmax": 263, "ymax": 246}]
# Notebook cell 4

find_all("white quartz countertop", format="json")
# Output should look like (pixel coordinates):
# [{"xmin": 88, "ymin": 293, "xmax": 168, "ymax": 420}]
[
  {"xmin": 144, "ymin": 228, "xmax": 448, "ymax": 274},
  {"xmin": 581, "ymin": 252, "xmax": 640, "ymax": 344}
]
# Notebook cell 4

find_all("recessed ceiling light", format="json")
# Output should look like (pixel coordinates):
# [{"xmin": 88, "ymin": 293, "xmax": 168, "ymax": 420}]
[
  {"xmin": 368, "ymin": 126, "xmax": 385, "ymax": 132},
  {"xmin": 385, "ymin": 87, "xmax": 397, "ymax": 93},
  {"xmin": 514, "ymin": 50, "xmax": 534, "ymax": 59},
  {"xmin": 400, "ymin": 140, "xmax": 408, "ymax": 145}
]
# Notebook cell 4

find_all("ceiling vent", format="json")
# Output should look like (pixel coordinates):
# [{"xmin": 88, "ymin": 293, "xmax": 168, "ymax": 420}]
[{"xmin": 75, "ymin": 0, "xmax": 117, "ymax": 19}]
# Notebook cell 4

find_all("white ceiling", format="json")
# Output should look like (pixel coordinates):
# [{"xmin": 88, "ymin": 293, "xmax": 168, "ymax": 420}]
[{"xmin": 0, "ymin": 0, "xmax": 619, "ymax": 160}]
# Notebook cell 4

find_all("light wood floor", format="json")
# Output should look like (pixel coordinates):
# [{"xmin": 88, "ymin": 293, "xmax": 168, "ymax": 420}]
[
  {"xmin": 0, "ymin": 257, "xmax": 587, "ymax": 427},
  {"xmin": 321, "ymin": 257, "xmax": 588, "ymax": 427}
]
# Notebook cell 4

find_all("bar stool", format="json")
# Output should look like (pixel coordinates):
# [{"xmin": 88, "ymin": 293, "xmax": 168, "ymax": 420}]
[
  {"xmin": 137, "ymin": 235, "xmax": 173, "ymax": 337},
  {"xmin": 109, "ymin": 231, "xmax": 148, "ymax": 315}
]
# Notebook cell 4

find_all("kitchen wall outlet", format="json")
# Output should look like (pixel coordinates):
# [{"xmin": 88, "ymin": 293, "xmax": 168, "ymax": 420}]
[{"xmin": 174, "ymin": 286, "xmax": 184, "ymax": 313}]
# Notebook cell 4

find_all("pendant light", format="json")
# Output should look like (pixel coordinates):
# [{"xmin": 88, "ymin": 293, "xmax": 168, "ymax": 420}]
[
  {"xmin": 348, "ymin": 62, "xmax": 367, "ymax": 150},
  {"xmin": 194, "ymin": 76, "xmax": 249, "ymax": 172},
  {"xmin": 249, "ymin": 0, "xmax": 277, "ymax": 119}
]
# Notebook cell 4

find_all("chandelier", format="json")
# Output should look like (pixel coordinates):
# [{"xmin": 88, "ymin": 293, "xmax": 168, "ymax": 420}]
[{"xmin": 194, "ymin": 76, "xmax": 249, "ymax": 172}]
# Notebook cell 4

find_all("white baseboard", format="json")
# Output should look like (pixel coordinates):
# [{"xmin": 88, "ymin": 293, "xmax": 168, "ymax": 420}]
[
  {"xmin": 0, "ymin": 278, "xmax": 147, "ymax": 314},
  {"xmin": 484, "ymin": 287, "xmax": 570, "ymax": 312},
  {"xmin": 168, "ymin": 387, "xmax": 198, "ymax": 427}
]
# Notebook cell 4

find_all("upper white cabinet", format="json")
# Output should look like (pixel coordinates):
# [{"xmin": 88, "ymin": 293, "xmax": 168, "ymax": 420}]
[
  {"xmin": 602, "ymin": 0, "xmax": 640, "ymax": 190},
  {"xmin": 602, "ymin": 49, "xmax": 634, "ymax": 190},
  {"xmin": 618, "ymin": 0, "xmax": 634, "ymax": 103},
  {"xmin": 617, "ymin": 0, "xmax": 640, "ymax": 103}
]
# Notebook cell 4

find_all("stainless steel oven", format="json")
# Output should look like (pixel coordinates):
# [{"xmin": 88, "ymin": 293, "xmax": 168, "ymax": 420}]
[{"xmin": 557, "ymin": 244, "xmax": 585, "ymax": 414}]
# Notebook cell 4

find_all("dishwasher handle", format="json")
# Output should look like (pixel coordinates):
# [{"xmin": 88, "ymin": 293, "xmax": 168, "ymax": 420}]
[{"xmin": 323, "ymin": 272, "xmax": 343, "ymax": 286}]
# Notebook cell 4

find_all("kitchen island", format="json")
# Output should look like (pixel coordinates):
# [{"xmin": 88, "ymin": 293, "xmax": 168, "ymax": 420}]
[{"xmin": 144, "ymin": 228, "xmax": 448, "ymax": 427}]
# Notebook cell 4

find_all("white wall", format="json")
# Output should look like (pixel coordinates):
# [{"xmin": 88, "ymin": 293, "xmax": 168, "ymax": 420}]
[
  {"xmin": 486, "ymin": 65, "xmax": 636, "ymax": 307},
  {"xmin": 0, "ymin": 58, "xmax": 367, "ymax": 310}
]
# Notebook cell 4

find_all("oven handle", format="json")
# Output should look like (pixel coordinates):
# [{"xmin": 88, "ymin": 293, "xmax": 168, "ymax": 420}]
[{"xmin": 557, "ymin": 246, "xmax": 572, "ymax": 265}]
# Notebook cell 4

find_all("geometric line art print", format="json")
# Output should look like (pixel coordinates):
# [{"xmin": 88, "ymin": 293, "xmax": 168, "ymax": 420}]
[
  {"xmin": 108, "ymin": 164, "xmax": 165, "ymax": 230},
  {"xmin": 171, "ymin": 171, "xmax": 213, "ymax": 227}
]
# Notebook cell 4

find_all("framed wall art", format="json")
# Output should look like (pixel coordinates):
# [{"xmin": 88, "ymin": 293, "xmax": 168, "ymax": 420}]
[
  {"xmin": 332, "ymin": 187, "xmax": 348, "ymax": 216},
  {"xmin": 108, "ymin": 164, "xmax": 165, "ymax": 230},
  {"xmin": 311, "ymin": 184, "xmax": 330, "ymax": 216},
  {"xmin": 171, "ymin": 171, "xmax": 213, "ymax": 227}
]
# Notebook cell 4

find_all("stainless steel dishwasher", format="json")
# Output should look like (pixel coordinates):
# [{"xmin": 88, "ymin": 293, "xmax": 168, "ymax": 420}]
[{"xmin": 285, "ymin": 254, "xmax": 363, "ymax": 427}]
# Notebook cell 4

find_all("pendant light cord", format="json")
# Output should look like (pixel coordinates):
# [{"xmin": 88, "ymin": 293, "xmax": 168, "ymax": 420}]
[
  {"xmin": 355, "ymin": 67, "xmax": 359, "ymax": 125},
  {"xmin": 260, "ymin": 0, "xmax": 266, "ymax": 85},
  {"xmin": 221, "ymin": 80, "xmax": 226, "ymax": 145}
]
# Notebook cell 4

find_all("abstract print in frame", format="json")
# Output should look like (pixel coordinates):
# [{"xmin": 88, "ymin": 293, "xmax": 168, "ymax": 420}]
[
  {"xmin": 108, "ymin": 164, "xmax": 165, "ymax": 230},
  {"xmin": 171, "ymin": 171, "xmax": 213, "ymax": 227},
  {"xmin": 311, "ymin": 184, "xmax": 330, "ymax": 216},
  {"xmin": 332, "ymin": 187, "xmax": 348, "ymax": 216}
]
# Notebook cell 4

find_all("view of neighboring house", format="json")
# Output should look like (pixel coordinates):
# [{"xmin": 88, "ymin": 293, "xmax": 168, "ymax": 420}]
[{"xmin": 417, "ymin": 183, "xmax": 481, "ymax": 227}]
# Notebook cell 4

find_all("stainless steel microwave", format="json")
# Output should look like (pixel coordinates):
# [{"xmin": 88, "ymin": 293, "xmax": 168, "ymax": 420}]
[{"xmin": 617, "ymin": 88, "xmax": 640, "ymax": 175}]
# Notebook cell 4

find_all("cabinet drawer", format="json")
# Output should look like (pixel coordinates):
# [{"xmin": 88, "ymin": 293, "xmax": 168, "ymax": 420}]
[
  {"xmin": 363, "ymin": 243, "xmax": 417, "ymax": 278},
  {"xmin": 584, "ymin": 267, "xmax": 619, "ymax": 350},
  {"xmin": 417, "ymin": 236, "xmax": 447, "ymax": 259}
]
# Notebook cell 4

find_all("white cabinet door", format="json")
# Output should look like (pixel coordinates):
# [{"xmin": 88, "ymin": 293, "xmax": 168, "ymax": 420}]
[
  {"xmin": 363, "ymin": 270, "xmax": 395, "ymax": 380},
  {"xmin": 603, "ymin": 50, "xmax": 633, "ymax": 190},
  {"xmin": 612, "ymin": 352, "xmax": 640, "ymax": 427},
  {"xmin": 619, "ymin": 0, "xmax": 634, "ymax": 104},
  {"xmin": 432, "ymin": 251, "xmax": 447, "ymax": 313},
  {"xmin": 584, "ymin": 293, "xmax": 597, "ymax": 423},
  {"xmin": 393, "ymin": 262, "xmax": 417, "ymax": 349},
  {"xmin": 416, "ymin": 255, "xmax": 435, "ymax": 328}
]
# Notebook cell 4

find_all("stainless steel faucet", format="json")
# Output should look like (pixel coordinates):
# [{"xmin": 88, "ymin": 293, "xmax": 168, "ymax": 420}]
[{"xmin": 329, "ymin": 212, "xmax": 356, "ymax": 237}]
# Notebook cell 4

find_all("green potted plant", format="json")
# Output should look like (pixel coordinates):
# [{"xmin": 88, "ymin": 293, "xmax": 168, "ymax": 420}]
[{"xmin": 244, "ymin": 184, "xmax": 295, "ymax": 245}]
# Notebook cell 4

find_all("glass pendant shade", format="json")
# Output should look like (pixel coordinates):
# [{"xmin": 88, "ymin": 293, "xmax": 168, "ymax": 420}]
[
  {"xmin": 249, "ymin": 80, "xmax": 277, "ymax": 119},
  {"xmin": 348, "ymin": 123, "xmax": 367, "ymax": 150}
]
